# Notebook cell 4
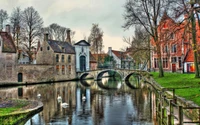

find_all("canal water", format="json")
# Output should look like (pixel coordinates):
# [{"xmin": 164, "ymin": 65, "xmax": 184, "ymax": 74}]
[{"xmin": 0, "ymin": 77, "xmax": 157, "ymax": 125}]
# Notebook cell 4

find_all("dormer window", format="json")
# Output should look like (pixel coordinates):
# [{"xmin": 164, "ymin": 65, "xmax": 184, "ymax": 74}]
[{"xmin": 62, "ymin": 47, "xmax": 65, "ymax": 52}]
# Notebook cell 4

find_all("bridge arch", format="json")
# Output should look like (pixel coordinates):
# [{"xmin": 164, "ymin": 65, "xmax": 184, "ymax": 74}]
[
  {"xmin": 96, "ymin": 69, "xmax": 123, "ymax": 80},
  {"xmin": 124, "ymin": 72, "xmax": 141, "ymax": 81},
  {"xmin": 79, "ymin": 72, "xmax": 94, "ymax": 80}
]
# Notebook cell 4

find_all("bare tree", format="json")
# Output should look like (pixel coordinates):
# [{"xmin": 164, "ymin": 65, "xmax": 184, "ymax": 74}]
[
  {"xmin": 0, "ymin": 9, "xmax": 8, "ymax": 30},
  {"xmin": 173, "ymin": 0, "xmax": 200, "ymax": 78},
  {"xmin": 21, "ymin": 6, "xmax": 43, "ymax": 63},
  {"xmin": 88, "ymin": 23, "xmax": 104, "ymax": 54},
  {"xmin": 10, "ymin": 7, "xmax": 22, "ymax": 49},
  {"xmin": 123, "ymin": 0, "xmax": 176, "ymax": 77},
  {"xmin": 123, "ymin": 27, "xmax": 150, "ymax": 70},
  {"xmin": 42, "ymin": 23, "xmax": 75, "ymax": 43}
]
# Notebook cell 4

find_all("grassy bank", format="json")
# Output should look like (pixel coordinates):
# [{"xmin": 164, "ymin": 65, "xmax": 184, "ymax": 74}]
[
  {"xmin": 0, "ymin": 99, "xmax": 36, "ymax": 124},
  {"xmin": 151, "ymin": 72, "xmax": 200, "ymax": 106}
]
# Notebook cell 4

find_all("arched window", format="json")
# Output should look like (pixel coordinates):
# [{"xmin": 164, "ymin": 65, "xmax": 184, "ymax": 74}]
[
  {"xmin": 47, "ymin": 46, "xmax": 50, "ymax": 50},
  {"xmin": 68, "ymin": 55, "xmax": 71, "ymax": 63}
]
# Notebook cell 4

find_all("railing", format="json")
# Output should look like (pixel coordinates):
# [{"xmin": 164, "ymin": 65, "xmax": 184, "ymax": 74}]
[{"xmin": 155, "ymin": 88, "xmax": 200, "ymax": 125}]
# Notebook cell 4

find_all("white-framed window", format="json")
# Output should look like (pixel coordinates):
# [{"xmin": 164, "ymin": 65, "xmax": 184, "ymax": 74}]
[
  {"xmin": 171, "ymin": 44, "xmax": 177, "ymax": 53},
  {"xmin": 154, "ymin": 58, "xmax": 158, "ymax": 68},
  {"xmin": 163, "ymin": 58, "xmax": 168, "ymax": 68},
  {"xmin": 171, "ymin": 57, "xmax": 177, "ymax": 63},
  {"xmin": 163, "ymin": 45, "xmax": 168, "ymax": 53}
]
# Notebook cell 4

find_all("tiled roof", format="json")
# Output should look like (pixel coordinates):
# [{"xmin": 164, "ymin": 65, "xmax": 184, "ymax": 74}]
[
  {"xmin": 92, "ymin": 53, "xmax": 108, "ymax": 63},
  {"xmin": 184, "ymin": 49, "xmax": 194, "ymax": 62},
  {"xmin": 90, "ymin": 52, "xmax": 97, "ymax": 63},
  {"xmin": 48, "ymin": 40, "xmax": 75, "ymax": 54},
  {"xmin": 0, "ymin": 32, "xmax": 16, "ymax": 53},
  {"xmin": 112, "ymin": 50, "xmax": 126, "ymax": 59}
]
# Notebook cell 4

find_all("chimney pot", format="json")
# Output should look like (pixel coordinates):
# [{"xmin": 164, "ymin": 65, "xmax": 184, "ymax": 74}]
[
  {"xmin": 6, "ymin": 24, "xmax": 10, "ymax": 34},
  {"xmin": 44, "ymin": 33, "xmax": 48, "ymax": 41},
  {"xmin": 66, "ymin": 29, "xmax": 71, "ymax": 44}
]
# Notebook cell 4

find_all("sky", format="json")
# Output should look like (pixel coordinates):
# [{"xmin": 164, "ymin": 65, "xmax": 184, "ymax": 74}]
[{"xmin": 1, "ymin": 0, "xmax": 135, "ymax": 52}]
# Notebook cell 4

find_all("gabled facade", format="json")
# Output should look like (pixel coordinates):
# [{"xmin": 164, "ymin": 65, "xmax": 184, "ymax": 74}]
[
  {"xmin": 108, "ymin": 47, "xmax": 134, "ymax": 69},
  {"xmin": 36, "ymin": 34, "xmax": 76, "ymax": 80},
  {"xmin": 0, "ymin": 30, "xmax": 17, "ymax": 82},
  {"xmin": 150, "ymin": 12, "xmax": 200, "ymax": 73},
  {"xmin": 74, "ymin": 40, "xmax": 90, "ymax": 72}
]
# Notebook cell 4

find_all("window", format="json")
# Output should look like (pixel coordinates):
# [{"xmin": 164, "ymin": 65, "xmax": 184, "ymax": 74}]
[
  {"xmin": 47, "ymin": 46, "xmax": 50, "ymax": 50},
  {"xmin": 170, "ymin": 33, "xmax": 174, "ymax": 39},
  {"xmin": 62, "ymin": 55, "xmax": 64, "ymax": 63},
  {"xmin": 0, "ymin": 41, "xmax": 1, "ymax": 46},
  {"xmin": 56, "ymin": 65, "xmax": 59, "ymax": 75},
  {"xmin": 62, "ymin": 65, "xmax": 65, "ymax": 75},
  {"xmin": 154, "ymin": 58, "xmax": 158, "ymax": 68},
  {"xmin": 163, "ymin": 45, "xmax": 168, "ymax": 53},
  {"xmin": 68, "ymin": 55, "xmax": 71, "ymax": 63},
  {"xmin": 56, "ymin": 54, "xmax": 59, "ymax": 62},
  {"xmin": 171, "ymin": 57, "xmax": 177, "ymax": 63},
  {"xmin": 68, "ymin": 65, "xmax": 71, "ymax": 74},
  {"xmin": 163, "ymin": 58, "xmax": 168, "ymax": 68},
  {"xmin": 178, "ymin": 57, "xmax": 182, "ymax": 68},
  {"xmin": 171, "ymin": 44, "xmax": 177, "ymax": 53},
  {"xmin": 40, "ymin": 47, "xmax": 43, "ymax": 51}
]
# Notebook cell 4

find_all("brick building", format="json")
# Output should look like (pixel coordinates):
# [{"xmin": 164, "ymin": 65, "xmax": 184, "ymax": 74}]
[{"xmin": 151, "ymin": 12, "xmax": 200, "ymax": 73}]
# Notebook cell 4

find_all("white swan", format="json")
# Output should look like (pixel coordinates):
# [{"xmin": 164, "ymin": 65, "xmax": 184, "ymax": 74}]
[
  {"xmin": 37, "ymin": 94, "xmax": 41, "ymax": 99},
  {"xmin": 57, "ymin": 95, "xmax": 62, "ymax": 103},
  {"xmin": 57, "ymin": 95, "xmax": 69, "ymax": 108},
  {"xmin": 61, "ymin": 102, "xmax": 69, "ymax": 108},
  {"xmin": 82, "ymin": 96, "xmax": 86, "ymax": 101}
]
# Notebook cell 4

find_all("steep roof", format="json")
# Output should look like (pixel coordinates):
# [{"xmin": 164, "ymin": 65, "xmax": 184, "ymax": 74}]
[
  {"xmin": 48, "ymin": 40, "xmax": 75, "ymax": 54},
  {"xmin": 112, "ymin": 50, "xmax": 127, "ymax": 59},
  {"xmin": 184, "ymin": 49, "xmax": 194, "ymax": 62},
  {"xmin": 74, "ymin": 40, "xmax": 90, "ymax": 46},
  {"xmin": 0, "ymin": 32, "xmax": 16, "ymax": 53}
]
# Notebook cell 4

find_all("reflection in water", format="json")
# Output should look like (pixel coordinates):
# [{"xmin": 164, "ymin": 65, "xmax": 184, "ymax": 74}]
[{"xmin": 0, "ymin": 77, "xmax": 156, "ymax": 125}]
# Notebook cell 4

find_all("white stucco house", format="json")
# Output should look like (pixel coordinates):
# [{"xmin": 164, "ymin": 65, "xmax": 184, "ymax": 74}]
[
  {"xmin": 108, "ymin": 47, "xmax": 134, "ymax": 69},
  {"xmin": 74, "ymin": 40, "xmax": 90, "ymax": 72}
]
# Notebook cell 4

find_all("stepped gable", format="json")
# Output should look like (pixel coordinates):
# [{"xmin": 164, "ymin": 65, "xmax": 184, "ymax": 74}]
[
  {"xmin": 0, "ymin": 31, "xmax": 16, "ymax": 53},
  {"xmin": 48, "ymin": 39, "xmax": 75, "ymax": 54}
]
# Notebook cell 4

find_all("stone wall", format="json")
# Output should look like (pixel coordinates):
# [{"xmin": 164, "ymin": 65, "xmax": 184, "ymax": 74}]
[
  {"xmin": 17, "ymin": 64, "xmax": 76, "ymax": 83},
  {"xmin": 0, "ymin": 53, "xmax": 18, "ymax": 82}
]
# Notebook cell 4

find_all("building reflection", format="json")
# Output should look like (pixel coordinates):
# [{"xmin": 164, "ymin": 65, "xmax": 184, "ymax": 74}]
[{"xmin": 0, "ymin": 77, "xmax": 156, "ymax": 125}]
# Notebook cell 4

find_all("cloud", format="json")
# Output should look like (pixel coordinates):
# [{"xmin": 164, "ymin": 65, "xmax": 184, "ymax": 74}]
[{"xmin": 0, "ymin": 0, "xmax": 134, "ymax": 51}]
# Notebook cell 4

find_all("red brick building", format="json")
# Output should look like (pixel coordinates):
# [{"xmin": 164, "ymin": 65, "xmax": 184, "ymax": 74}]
[{"xmin": 151, "ymin": 12, "xmax": 200, "ymax": 73}]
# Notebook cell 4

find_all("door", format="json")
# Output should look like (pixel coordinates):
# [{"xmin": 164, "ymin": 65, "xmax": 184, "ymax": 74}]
[
  {"xmin": 80, "ymin": 56, "xmax": 86, "ymax": 71},
  {"xmin": 172, "ymin": 64, "xmax": 176, "ymax": 72},
  {"xmin": 18, "ymin": 73, "xmax": 23, "ymax": 82}
]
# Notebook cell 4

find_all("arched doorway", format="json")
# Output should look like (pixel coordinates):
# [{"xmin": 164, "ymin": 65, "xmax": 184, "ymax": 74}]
[
  {"xmin": 80, "ymin": 56, "xmax": 86, "ymax": 71},
  {"xmin": 18, "ymin": 73, "xmax": 23, "ymax": 82}
]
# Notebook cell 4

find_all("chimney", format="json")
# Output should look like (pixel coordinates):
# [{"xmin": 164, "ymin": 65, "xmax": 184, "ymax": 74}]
[
  {"xmin": 44, "ymin": 33, "xmax": 48, "ymax": 41},
  {"xmin": 108, "ymin": 47, "xmax": 112, "ymax": 56},
  {"xmin": 66, "ymin": 29, "xmax": 71, "ymax": 44},
  {"xmin": 6, "ymin": 24, "xmax": 10, "ymax": 34}
]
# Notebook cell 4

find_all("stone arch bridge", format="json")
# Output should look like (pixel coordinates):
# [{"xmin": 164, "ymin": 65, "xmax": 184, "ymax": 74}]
[{"xmin": 77, "ymin": 69, "xmax": 149, "ymax": 81}]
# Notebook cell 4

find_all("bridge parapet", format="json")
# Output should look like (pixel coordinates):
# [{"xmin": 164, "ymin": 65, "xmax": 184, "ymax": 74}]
[{"xmin": 77, "ymin": 68, "xmax": 150, "ymax": 81}]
